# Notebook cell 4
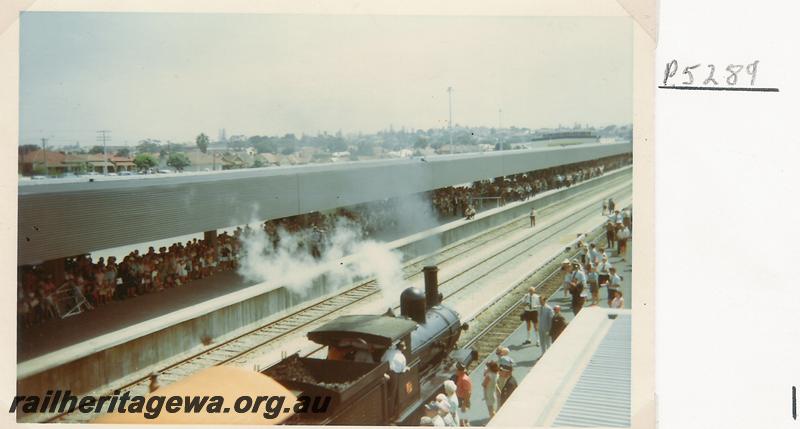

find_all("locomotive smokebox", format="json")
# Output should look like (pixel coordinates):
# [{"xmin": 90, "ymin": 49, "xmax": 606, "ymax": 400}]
[
  {"xmin": 400, "ymin": 287, "xmax": 427, "ymax": 324},
  {"xmin": 423, "ymin": 265, "xmax": 441, "ymax": 309}
]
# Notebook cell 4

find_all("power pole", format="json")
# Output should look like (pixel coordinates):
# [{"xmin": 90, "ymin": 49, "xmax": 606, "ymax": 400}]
[
  {"xmin": 96, "ymin": 130, "xmax": 111, "ymax": 174},
  {"xmin": 41, "ymin": 137, "xmax": 48, "ymax": 175},
  {"xmin": 447, "ymin": 86, "xmax": 454, "ymax": 154}
]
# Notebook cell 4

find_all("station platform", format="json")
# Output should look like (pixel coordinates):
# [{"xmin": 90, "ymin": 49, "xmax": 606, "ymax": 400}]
[
  {"xmin": 19, "ymin": 167, "xmax": 631, "ymax": 365},
  {"xmin": 460, "ymin": 240, "xmax": 632, "ymax": 426},
  {"xmin": 17, "ymin": 270, "xmax": 254, "ymax": 361}
]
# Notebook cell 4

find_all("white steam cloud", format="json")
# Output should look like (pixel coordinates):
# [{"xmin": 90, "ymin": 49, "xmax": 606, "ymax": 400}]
[{"xmin": 237, "ymin": 218, "xmax": 409, "ymax": 310}]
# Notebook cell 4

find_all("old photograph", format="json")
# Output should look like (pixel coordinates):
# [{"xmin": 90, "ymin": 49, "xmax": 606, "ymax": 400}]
[{"xmin": 12, "ymin": 5, "xmax": 651, "ymax": 427}]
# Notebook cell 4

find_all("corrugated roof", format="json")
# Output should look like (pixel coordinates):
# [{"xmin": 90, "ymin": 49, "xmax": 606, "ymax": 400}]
[{"xmin": 552, "ymin": 314, "xmax": 631, "ymax": 427}]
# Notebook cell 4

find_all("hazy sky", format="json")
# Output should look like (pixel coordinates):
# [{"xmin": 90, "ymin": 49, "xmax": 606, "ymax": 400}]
[{"xmin": 20, "ymin": 13, "xmax": 632, "ymax": 146}]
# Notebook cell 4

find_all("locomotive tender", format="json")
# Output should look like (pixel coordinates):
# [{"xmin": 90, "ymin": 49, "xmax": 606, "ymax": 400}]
[{"xmin": 263, "ymin": 265, "xmax": 475, "ymax": 425}]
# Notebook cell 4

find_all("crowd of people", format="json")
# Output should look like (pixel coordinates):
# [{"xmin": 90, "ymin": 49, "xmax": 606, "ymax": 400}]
[
  {"xmin": 17, "ymin": 231, "xmax": 244, "ymax": 327},
  {"xmin": 422, "ymin": 206, "xmax": 633, "ymax": 426},
  {"xmin": 17, "ymin": 154, "xmax": 632, "ymax": 330},
  {"xmin": 431, "ymin": 153, "xmax": 632, "ymax": 219}
]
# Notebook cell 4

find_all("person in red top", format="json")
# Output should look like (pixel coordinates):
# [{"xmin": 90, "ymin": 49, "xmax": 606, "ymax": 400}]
[{"xmin": 454, "ymin": 362, "xmax": 472, "ymax": 414}]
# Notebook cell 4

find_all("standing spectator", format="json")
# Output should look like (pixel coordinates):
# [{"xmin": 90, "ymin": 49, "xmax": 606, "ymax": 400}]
[
  {"xmin": 617, "ymin": 225, "xmax": 631, "ymax": 261},
  {"xmin": 482, "ymin": 361, "xmax": 500, "ymax": 417},
  {"xmin": 602, "ymin": 200, "xmax": 608, "ymax": 215},
  {"xmin": 586, "ymin": 263, "xmax": 600, "ymax": 306},
  {"xmin": 588, "ymin": 243, "xmax": 600, "ymax": 267},
  {"xmin": 437, "ymin": 399, "xmax": 456, "ymax": 427},
  {"xmin": 605, "ymin": 221, "xmax": 617, "ymax": 250},
  {"xmin": 608, "ymin": 197, "xmax": 615, "ymax": 213},
  {"xmin": 441, "ymin": 383, "xmax": 460, "ymax": 426},
  {"xmin": 537, "ymin": 296, "xmax": 554, "ymax": 353},
  {"xmin": 610, "ymin": 289, "xmax": 625, "ymax": 309},
  {"xmin": 497, "ymin": 357, "xmax": 518, "ymax": 407},
  {"xmin": 423, "ymin": 402, "xmax": 445, "ymax": 426},
  {"xmin": 550, "ymin": 305, "xmax": 568, "ymax": 341},
  {"xmin": 529, "ymin": 207, "xmax": 536, "ymax": 228},
  {"xmin": 454, "ymin": 362, "xmax": 472, "ymax": 414},
  {"xmin": 597, "ymin": 255, "xmax": 613, "ymax": 288},
  {"xmin": 521, "ymin": 287, "xmax": 540, "ymax": 346},
  {"xmin": 567, "ymin": 261, "xmax": 587, "ymax": 315},
  {"xmin": 561, "ymin": 259, "xmax": 572, "ymax": 299},
  {"xmin": 607, "ymin": 267, "xmax": 622, "ymax": 307},
  {"xmin": 577, "ymin": 240, "xmax": 588, "ymax": 266}
]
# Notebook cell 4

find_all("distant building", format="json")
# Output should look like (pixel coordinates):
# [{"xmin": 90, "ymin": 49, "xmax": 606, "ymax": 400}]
[{"xmin": 18, "ymin": 150, "xmax": 136, "ymax": 176}]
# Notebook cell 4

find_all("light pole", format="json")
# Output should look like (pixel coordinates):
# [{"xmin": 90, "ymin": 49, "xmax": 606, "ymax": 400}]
[
  {"xmin": 499, "ymin": 108, "xmax": 502, "ymax": 129},
  {"xmin": 447, "ymin": 86, "xmax": 454, "ymax": 154}
]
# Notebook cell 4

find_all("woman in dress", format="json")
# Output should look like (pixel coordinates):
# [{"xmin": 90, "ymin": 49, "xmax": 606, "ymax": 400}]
[
  {"xmin": 586, "ymin": 263, "xmax": 600, "ymax": 306},
  {"xmin": 482, "ymin": 361, "xmax": 500, "ymax": 417}
]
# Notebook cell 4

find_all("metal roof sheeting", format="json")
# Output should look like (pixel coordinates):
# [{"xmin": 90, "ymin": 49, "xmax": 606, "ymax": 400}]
[
  {"xmin": 552, "ymin": 314, "xmax": 631, "ymax": 427},
  {"xmin": 18, "ymin": 143, "xmax": 631, "ymax": 264}
]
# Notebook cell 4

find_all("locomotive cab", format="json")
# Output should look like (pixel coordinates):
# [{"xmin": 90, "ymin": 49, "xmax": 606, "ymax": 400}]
[{"xmin": 262, "ymin": 266, "xmax": 472, "ymax": 425}]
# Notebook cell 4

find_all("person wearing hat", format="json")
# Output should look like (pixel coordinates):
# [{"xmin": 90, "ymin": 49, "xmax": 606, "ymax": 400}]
[
  {"xmin": 549, "ymin": 305, "xmax": 568, "ymax": 341},
  {"xmin": 423, "ymin": 402, "xmax": 445, "ymax": 426},
  {"xmin": 566, "ymin": 261, "xmax": 587, "ymax": 315},
  {"xmin": 561, "ymin": 259, "xmax": 572, "ymax": 298},
  {"xmin": 436, "ymin": 397, "xmax": 456, "ymax": 427},
  {"xmin": 454, "ymin": 362, "xmax": 472, "ymax": 414},
  {"xmin": 597, "ymin": 255, "xmax": 613, "ymax": 288},
  {"xmin": 497, "ymin": 358, "xmax": 518, "ymax": 407},
  {"xmin": 537, "ymin": 295, "xmax": 555, "ymax": 352},
  {"xmin": 438, "ymin": 386, "xmax": 460, "ymax": 426},
  {"xmin": 521, "ymin": 286, "xmax": 541, "ymax": 346}
]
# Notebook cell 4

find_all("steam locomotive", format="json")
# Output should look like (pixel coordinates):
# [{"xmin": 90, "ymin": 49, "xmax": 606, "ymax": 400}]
[{"xmin": 262, "ymin": 266, "xmax": 476, "ymax": 425}]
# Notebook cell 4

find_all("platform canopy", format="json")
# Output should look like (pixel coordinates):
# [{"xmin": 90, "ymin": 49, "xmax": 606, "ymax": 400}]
[
  {"xmin": 308, "ymin": 314, "xmax": 418, "ymax": 347},
  {"xmin": 18, "ymin": 142, "xmax": 631, "ymax": 264}
]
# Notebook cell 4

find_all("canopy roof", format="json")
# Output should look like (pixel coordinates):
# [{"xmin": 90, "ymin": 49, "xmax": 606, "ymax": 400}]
[{"xmin": 308, "ymin": 314, "xmax": 417, "ymax": 347}]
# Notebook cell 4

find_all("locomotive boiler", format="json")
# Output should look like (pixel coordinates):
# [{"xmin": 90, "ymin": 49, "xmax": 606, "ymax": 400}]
[{"xmin": 263, "ymin": 265, "xmax": 475, "ymax": 425}]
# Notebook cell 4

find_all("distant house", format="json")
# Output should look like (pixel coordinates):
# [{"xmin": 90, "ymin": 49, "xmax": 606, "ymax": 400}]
[
  {"xmin": 19, "ymin": 150, "xmax": 68, "ymax": 176},
  {"xmin": 220, "ymin": 154, "xmax": 247, "ymax": 170},
  {"xmin": 18, "ymin": 150, "xmax": 136, "ymax": 176}
]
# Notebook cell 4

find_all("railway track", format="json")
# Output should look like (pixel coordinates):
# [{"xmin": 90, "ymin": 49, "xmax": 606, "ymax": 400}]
[
  {"xmin": 49, "ymin": 174, "xmax": 631, "ymax": 423},
  {"xmin": 457, "ymin": 211, "xmax": 625, "ymax": 372},
  {"xmin": 299, "ymin": 187, "xmax": 631, "ymax": 360}
]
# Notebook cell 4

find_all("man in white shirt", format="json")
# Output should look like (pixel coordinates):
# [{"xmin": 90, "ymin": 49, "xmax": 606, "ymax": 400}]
[
  {"xmin": 597, "ymin": 256, "xmax": 613, "ymax": 287},
  {"xmin": 381, "ymin": 341, "xmax": 407, "ymax": 373},
  {"xmin": 521, "ymin": 287, "xmax": 540, "ymax": 346}
]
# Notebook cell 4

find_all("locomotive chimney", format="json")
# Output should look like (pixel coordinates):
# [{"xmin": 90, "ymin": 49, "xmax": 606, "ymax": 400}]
[
  {"xmin": 400, "ymin": 287, "xmax": 427, "ymax": 324},
  {"xmin": 423, "ymin": 266, "xmax": 441, "ymax": 309}
]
